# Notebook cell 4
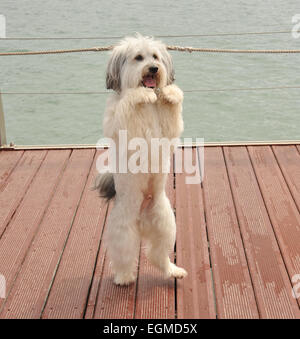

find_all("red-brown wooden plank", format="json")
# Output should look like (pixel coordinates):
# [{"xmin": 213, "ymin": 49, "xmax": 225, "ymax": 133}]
[
  {"xmin": 0, "ymin": 150, "xmax": 23, "ymax": 186},
  {"xmin": 85, "ymin": 196, "xmax": 137, "ymax": 319},
  {"xmin": 175, "ymin": 147, "xmax": 216, "ymax": 319},
  {"xmin": 202, "ymin": 147, "xmax": 259, "ymax": 319},
  {"xmin": 134, "ymin": 249, "xmax": 175, "ymax": 319},
  {"xmin": 91, "ymin": 239, "xmax": 137, "ymax": 319},
  {"xmin": 134, "ymin": 161, "xmax": 176, "ymax": 319},
  {"xmin": 89, "ymin": 194, "xmax": 142, "ymax": 318},
  {"xmin": 84, "ymin": 203, "xmax": 112, "ymax": 319},
  {"xmin": 272, "ymin": 145, "xmax": 300, "ymax": 210},
  {"xmin": 248, "ymin": 146, "xmax": 300, "ymax": 283},
  {"xmin": 0, "ymin": 150, "xmax": 46, "ymax": 236},
  {"xmin": 84, "ymin": 204, "xmax": 112, "ymax": 319},
  {"xmin": 42, "ymin": 151, "xmax": 108, "ymax": 319},
  {"xmin": 0, "ymin": 149, "xmax": 95, "ymax": 318},
  {"xmin": 224, "ymin": 146, "xmax": 300, "ymax": 318},
  {"xmin": 0, "ymin": 150, "xmax": 70, "ymax": 310}
]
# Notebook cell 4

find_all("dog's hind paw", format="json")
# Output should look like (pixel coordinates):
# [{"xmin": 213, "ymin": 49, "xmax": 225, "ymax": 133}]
[{"xmin": 113, "ymin": 272, "xmax": 136, "ymax": 286}]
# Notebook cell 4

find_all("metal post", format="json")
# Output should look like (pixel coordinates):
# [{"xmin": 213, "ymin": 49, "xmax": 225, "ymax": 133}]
[{"xmin": 0, "ymin": 91, "xmax": 7, "ymax": 147}]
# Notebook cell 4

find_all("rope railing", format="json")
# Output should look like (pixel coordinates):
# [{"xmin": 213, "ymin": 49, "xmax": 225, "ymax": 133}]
[
  {"xmin": 0, "ymin": 46, "xmax": 113, "ymax": 56},
  {"xmin": 1, "ymin": 45, "xmax": 300, "ymax": 56},
  {"xmin": 1, "ymin": 86, "xmax": 300, "ymax": 95},
  {"xmin": 166, "ymin": 45, "xmax": 300, "ymax": 54}
]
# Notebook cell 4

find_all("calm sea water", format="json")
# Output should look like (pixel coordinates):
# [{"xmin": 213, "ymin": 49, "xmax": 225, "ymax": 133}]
[{"xmin": 0, "ymin": 0, "xmax": 300, "ymax": 145}]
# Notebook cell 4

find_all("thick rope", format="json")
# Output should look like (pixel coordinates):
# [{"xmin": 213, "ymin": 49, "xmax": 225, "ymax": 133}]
[
  {"xmin": 1, "ymin": 45, "xmax": 300, "ymax": 56},
  {"xmin": 167, "ymin": 45, "xmax": 300, "ymax": 54},
  {"xmin": 0, "ymin": 46, "xmax": 113, "ymax": 56}
]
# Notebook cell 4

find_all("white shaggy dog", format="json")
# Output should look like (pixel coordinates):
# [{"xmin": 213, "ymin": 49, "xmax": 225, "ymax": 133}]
[{"xmin": 96, "ymin": 34, "xmax": 187, "ymax": 285}]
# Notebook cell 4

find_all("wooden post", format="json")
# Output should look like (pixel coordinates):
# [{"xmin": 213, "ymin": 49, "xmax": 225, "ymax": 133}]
[{"xmin": 0, "ymin": 91, "xmax": 7, "ymax": 147}]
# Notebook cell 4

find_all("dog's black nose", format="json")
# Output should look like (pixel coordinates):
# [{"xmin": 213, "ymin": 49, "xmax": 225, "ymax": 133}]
[{"xmin": 149, "ymin": 66, "xmax": 158, "ymax": 74}]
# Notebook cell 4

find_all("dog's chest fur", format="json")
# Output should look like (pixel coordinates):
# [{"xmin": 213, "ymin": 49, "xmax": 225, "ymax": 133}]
[{"xmin": 132, "ymin": 103, "xmax": 163, "ymax": 140}]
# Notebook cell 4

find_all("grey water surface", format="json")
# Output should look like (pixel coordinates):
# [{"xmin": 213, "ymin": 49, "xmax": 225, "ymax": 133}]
[{"xmin": 0, "ymin": 0, "xmax": 299, "ymax": 145}]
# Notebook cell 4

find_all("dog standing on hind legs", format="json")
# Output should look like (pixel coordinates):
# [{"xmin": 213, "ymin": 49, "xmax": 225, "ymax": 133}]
[{"xmin": 95, "ymin": 34, "xmax": 187, "ymax": 285}]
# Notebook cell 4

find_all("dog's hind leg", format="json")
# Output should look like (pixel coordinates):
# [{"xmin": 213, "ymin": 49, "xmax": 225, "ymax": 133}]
[
  {"xmin": 105, "ymin": 174, "xmax": 145, "ymax": 286},
  {"xmin": 142, "ymin": 192, "xmax": 187, "ymax": 279},
  {"xmin": 106, "ymin": 197, "xmax": 142, "ymax": 286}
]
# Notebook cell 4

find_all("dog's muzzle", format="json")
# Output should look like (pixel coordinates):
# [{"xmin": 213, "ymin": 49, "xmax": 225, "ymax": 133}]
[{"xmin": 142, "ymin": 66, "xmax": 159, "ymax": 88}]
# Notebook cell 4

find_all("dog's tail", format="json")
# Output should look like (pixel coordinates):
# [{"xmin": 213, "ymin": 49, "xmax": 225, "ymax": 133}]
[{"xmin": 93, "ymin": 173, "xmax": 116, "ymax": 201}]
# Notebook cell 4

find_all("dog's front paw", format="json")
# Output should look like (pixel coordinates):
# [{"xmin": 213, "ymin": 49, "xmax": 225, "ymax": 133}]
[
  {"xmin": 123, "ymin": 87, "xmax": 157, "ymax": 106},
  {"xmin": 137, "ymin": 87, "xmax": 157, "ymax": 104},
  {"xmin": 160, "ymin": 85, "xmax": 183, "ymax": 105}
]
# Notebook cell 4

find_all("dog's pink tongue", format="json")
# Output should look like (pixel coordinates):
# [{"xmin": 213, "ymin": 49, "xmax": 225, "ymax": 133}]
[{"xmin": 143, "ymin": 76, "xmax": 156, "ymax": 88}]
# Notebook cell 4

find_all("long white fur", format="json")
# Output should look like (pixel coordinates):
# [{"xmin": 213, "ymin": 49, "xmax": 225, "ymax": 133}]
[{"xmin": 103, "ymin": 34, "xmax": 187, "ymax": 285}]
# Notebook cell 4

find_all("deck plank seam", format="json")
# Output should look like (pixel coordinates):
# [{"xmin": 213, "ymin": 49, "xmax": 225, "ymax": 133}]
[
  {"xmin": 173, "ymin": 185, "xmax": 177, "ymax": 319},
  {"xmin": 172, "ymin": 153, "xmax": 176, "ymax": 190},
  {"xmin": 172, "ymin": 152, "xmax": 177, "ymax": 317},
  {"xmin": 83, "ymin": 201, "xmax": 116, "ymax": 319},
  {"xmin": 89, "ymin": 248, "xmax": 108, "ymax": 319},
  {"xmin": 196, "ymin": 146, "xmax": 218, "ymax": 318},
  {"xmin": 173, "ymin": 154, "xmax": 178, "ymax": 320},
  {"xmin": 174, "ymin": 242, "xmax": 178, "ymax": 319},
  {"xmin": 246, "ymin": 146, "xmax": 300, "ymax": 310},
  {"xmin": 132, "ymin": 242, "xmax": 143, "ymax": 319},
  {"xmin": 39, "ymin": 149, "xmax": 96, "ymax": 318},
  {"xmin": 0, "ymin": 150, "xmax": 24, "ymax": 188},
  {"xmin": 271, "ymin": 145, "xmax": 300, "ymax": 214},
  {"xmin": 222, "ymin": 146, "xmax": 262, "ymax": 318},
  {"xmin": 0, "ymin": 150, "xmax": 48, "ymax": 240},
  {"xmin": 82, "ymin": 201, "xmax": 110, "ymax": 319}
]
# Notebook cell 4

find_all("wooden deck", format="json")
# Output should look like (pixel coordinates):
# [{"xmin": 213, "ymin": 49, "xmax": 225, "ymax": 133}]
[{"xmin": 0, "ymin": 145, "xmax": 299, "ymax": 319}]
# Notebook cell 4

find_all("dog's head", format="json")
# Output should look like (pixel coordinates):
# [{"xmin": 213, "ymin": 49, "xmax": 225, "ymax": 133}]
[{"xmin": 106, "ymin": 34, "xmax": 175, "ymax": 92}]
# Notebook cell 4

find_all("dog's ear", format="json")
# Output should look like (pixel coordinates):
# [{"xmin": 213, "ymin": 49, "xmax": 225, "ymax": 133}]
[
  {"xmin": 160, "ymin": 46, "xmax": 175, "ymax": 85},
  {"xmin": 106, "ymin": 46, "xmax": 126, "ymax": 92}
]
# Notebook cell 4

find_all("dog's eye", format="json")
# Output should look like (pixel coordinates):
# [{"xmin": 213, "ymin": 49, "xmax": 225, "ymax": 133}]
[
  {"xmin": 135, "ymin": 54, "xmax": 144, "ymax": 61},
  {"xmin": 153, "ymin": 54, "xmax": 158, "ymax": 60}
]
